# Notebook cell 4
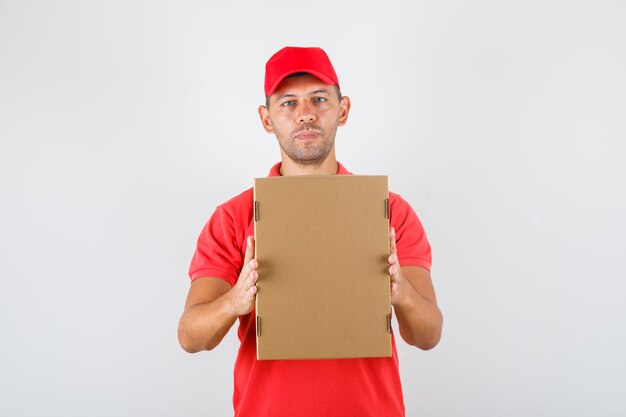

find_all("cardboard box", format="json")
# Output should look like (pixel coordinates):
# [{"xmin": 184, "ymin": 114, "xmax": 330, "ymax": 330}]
[{"xmin": 254, "ymin": 175, "xmax": 391, "ymax": 360}]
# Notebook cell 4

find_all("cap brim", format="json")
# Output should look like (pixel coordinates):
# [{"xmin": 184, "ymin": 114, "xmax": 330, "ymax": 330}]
[{"xmin": 266, "ymin": 69, "xmax": 337, "ymax": 96}]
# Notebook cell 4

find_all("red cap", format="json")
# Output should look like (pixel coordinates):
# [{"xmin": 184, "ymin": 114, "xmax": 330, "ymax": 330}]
[{"xmin": 264, "ymin": 46, "xmax": 340, "ymax": 96}]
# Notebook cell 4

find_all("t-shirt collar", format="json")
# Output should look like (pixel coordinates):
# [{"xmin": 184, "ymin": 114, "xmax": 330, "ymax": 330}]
[{"xmin": 268, "ymin": 162, "xmax": 352, "ymax": 177}]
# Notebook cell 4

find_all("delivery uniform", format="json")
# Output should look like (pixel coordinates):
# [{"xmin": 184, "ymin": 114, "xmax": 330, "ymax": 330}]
[{"xmin": 188, "ymin": 162, "xmax": 432, "ymax": 417}]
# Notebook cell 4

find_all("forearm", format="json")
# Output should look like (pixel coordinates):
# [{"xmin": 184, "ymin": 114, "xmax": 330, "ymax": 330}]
[
  {"xmin": 393, "ymin": 284, "xmax": 443, "ymax": 350},
  {"xmin": 178, "ymin": 292, "xmax": 239, "ymax": 353}
]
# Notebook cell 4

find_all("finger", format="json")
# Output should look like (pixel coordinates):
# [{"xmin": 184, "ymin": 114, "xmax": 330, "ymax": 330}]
[
  {"xmin": 239, "ymin": 237, "xmax": 256, "ymax": 281},
  {"xmin": 249, "ymin": 270, "xmax": 258, "ymax": 285},
  {"xmin": 246, "ymin": 274, "xmax": 258, "ymax": 299},
  {"xmin": 239, "ymin": 284, "xmax": 256, "ymax": 313},
  {"xmin": 249, "ymin": 238, "xmax": 257, "ymax": 271},
  {"xmin": 239, "ymin": 270, "xmax": 256, "ymax": 292},
  {"xmin": 243, "ymin": 235, "xmax": 255, "ymax": 266},
  {"xmin": 389, "ymin": 264, "xmax": 399, "ymax": 279},
  {"xmin": 389, "ymin": 227, "xmax": 397, "ymax": 256},
  {"xmin": 244, "ymin": 273, "xmax": 256, "ymax": 290}
]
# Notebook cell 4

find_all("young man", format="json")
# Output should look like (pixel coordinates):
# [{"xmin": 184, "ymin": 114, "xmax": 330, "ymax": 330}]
[{"xmin": 178, "ymin": 46, "xmax": 443, "ymax": 417}]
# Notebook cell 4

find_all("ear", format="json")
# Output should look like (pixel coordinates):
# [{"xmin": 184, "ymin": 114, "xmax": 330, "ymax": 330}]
[
  {"xmin": 258, "ymin": 105, "xmax": 274, "ymax": 133},
  {"xmin": 337, "ymin": 96, "xmax": 351, "ymax": 126}
]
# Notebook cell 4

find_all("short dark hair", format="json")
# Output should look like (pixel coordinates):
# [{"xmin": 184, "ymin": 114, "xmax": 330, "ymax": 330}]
[{"xmin": 265, "ymin": 73, "xmax": 342, "ymax": 108}]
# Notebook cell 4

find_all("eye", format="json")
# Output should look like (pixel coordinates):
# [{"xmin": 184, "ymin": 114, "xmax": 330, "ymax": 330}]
[
  {"xmin": 281, "ymin": 100, "xmax": 296, "ymax": 107},
  {"xmin": 313, "ymin": 96, "xmax": 327, "ymax": 103}
]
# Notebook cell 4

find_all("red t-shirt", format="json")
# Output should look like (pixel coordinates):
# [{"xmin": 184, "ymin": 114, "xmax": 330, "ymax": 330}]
[{"xmin": 189, "ymin": 162, "xmax": 432, "ymax": 417}]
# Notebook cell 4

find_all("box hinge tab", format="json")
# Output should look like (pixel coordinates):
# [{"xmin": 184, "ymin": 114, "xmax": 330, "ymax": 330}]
[{"xmin": 385, "ymin": 198, "xmax": 389, "ymax": 219}]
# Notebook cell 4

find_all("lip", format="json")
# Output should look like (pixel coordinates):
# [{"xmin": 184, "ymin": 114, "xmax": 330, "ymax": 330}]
[{"xmin": 295, "ymin": 130, "xmax": 321, "ymax": 140}]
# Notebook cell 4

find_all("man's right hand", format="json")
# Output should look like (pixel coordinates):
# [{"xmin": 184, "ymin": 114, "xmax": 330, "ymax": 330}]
[
  {"xmin": 226, "ymin": 236, "xmax": 258, "ymax": 317},
  {"xmin": 178, "ymin": 235, "xmax": 258, "ymax": 352}
]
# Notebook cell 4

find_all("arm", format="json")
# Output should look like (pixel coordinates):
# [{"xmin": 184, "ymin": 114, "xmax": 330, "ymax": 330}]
[
  {"xmin": 388, "ymin": 228, "xmax": 443, "ymax": 350},
  {"xmin": 178, "ymin": 236, "xmax": 258, "ymax": 353}
]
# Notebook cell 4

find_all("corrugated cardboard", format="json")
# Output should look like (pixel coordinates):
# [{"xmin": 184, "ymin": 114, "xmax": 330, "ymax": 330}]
[{"xmin": 253, "ymin": 175, "xmax": 391, "ymax": 360}]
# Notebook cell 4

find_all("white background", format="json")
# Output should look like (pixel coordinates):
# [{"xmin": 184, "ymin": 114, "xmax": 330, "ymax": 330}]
[{"xmin": 1, "ymin": 1, "xmax": 625, "ymax": 416}]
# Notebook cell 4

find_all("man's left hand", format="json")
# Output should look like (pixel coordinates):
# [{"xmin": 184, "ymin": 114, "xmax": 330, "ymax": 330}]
[{"xmin": 388, "ymin": 227, "xmax": 409, "ymax": 307}]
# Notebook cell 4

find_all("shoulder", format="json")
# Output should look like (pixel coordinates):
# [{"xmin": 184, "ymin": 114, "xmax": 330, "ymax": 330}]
[
  {"xmin": 388, "ymin": 191, "xmax": 432, "ymax": 269},
  {"xmin": 388, "ymin": 191, "xmax": 426, "ymax": 234},
  {"xmin": 215, "ymin": 187, "xmax": 254, "ymax": 221},
  {"xmin": 202, "ymin": 187, "xmax": 254, "ymax": 239},
  {"xmin": 220, "ymin": 187, "xmax": 254, "ymax": 208},
  {"xmin": 388, "ymin": 191, "xmax": 413, "ymax": 213}
]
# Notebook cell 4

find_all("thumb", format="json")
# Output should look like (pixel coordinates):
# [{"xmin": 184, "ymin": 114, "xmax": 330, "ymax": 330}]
[
  {"xmin": 243, "ymin": 235, "xmax": 255, "ymax": 266},
  {"xmin": 389, "ymin": 227, "xmax": 397, "ymax": 256}
]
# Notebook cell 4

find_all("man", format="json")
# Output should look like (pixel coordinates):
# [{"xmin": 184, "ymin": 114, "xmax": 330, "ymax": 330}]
[{"xmin": 178, "ymin": 46, "xmax": 443, "ymax": 417}]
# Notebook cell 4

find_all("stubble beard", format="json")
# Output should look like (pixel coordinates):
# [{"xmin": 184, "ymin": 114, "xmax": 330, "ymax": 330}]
[{"xmin": 276, "ymin": 124, "xmax": 337, "ymax": 165}]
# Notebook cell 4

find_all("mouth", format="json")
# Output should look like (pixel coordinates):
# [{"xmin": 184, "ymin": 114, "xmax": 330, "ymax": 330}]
[{"xmin": 294, "ymin": 130, "xmax": 321, "ymax": 140}]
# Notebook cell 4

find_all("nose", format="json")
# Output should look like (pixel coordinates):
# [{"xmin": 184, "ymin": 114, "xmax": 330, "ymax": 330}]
[{"xmin": 297, "ymin": 102, "xmax": 316, "ymax": 124}]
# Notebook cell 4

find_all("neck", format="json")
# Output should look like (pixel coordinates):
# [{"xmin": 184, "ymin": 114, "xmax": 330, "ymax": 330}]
[{"xmin": 279, "ymin": 151, "xmax": 338, "ymax": 176}]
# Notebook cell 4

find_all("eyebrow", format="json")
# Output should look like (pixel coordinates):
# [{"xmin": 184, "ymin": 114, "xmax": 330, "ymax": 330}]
[{"xmin": 276, "ymin": 89, "xmax": 331, "ymax": 101}]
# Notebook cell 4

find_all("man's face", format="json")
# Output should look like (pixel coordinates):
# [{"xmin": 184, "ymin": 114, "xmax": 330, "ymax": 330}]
[{"xmin": 258, "ymin": 74, "xmax": 350, "ymax": 166}]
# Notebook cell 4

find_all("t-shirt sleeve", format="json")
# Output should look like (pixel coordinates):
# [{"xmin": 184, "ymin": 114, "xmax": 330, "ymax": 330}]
[
  {"xmin": 390, "ymin": 194, "xmax": 432, "ymax": 271},
  {"xmin": 188, "ymin": 205, "xmax": 243, "ymax": 286}
]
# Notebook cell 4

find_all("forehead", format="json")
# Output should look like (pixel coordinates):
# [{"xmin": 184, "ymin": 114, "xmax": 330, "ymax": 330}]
[{"xmin": 272, "ymin": 74, "xmax": 334, "ymax": 97}]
